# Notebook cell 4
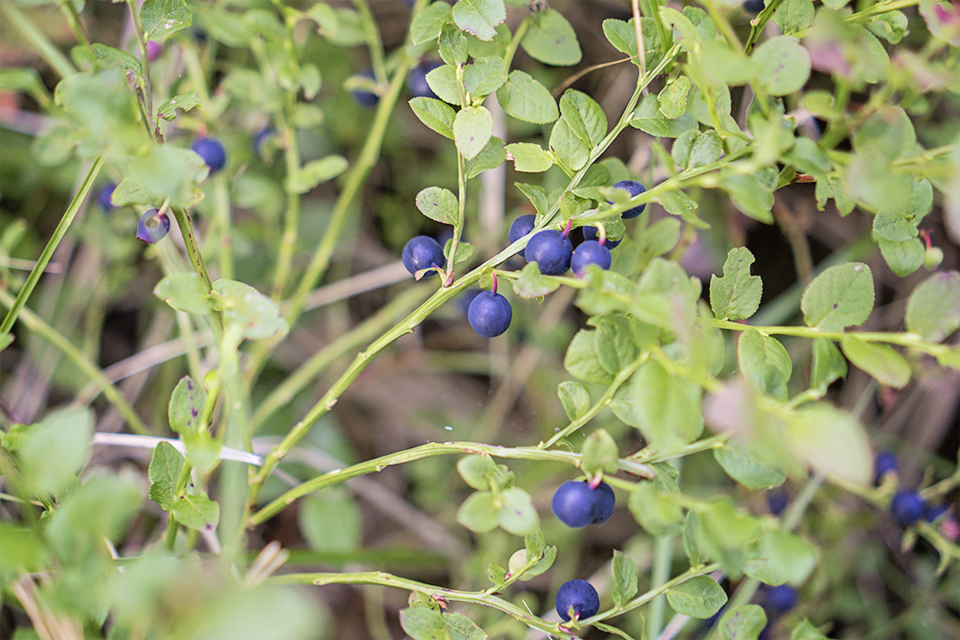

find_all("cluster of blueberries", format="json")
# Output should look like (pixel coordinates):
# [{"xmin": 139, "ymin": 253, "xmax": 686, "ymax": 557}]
[
  {"xmin": 401, "ymin": 180, "xmax": 648, "ymax": 340},
  {"xmin": 96, "ymin": 136, "xmax": 227, "ymax": 244}
]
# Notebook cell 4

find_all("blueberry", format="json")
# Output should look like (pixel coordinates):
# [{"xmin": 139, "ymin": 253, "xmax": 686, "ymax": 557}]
[
  {"xmin": 583, "ymin": 225, "xmax": 621, "ymax": 249},
  {"xmin": 873, "ymin": 449, "xmax": 898, "ymax": 484},
  {"xmin": 136, "ymin": 209, "xmax": 170, "ymax": 244},
  {"xmin": 408, "ymin": 61, "xmax": 441, "ymax": 99},
  {"xmin": 402, "ymin": 236, "xmax": 445, "ymax": 277},
  {"xmin": 890, "ymin": 489, "xmax": 926, "ymax": 526},
  {"xmin": 457, "ymin": 289, "xmax": 482, "ymax": 315},
  {"xmin": 552, "ymin": 480, "xmax": 615, "ymax": 527},
  {"xmin": 97, "ymin": 182, "xmax": 116, "ymax": 212},
  {"xmin": 591, "ymin": 481, "xmax": 615, "ymax": 524},
  {"xmin": 146, "ymin": 41, "xmax": 163, "ymax": 62},
  {"xmin": 766, "ymin": 491, "xmax": 788, "ymax": 516},
  {"xmin": 352, "ymin": 69, "xmax": 379, "ymax": 107},
  {"xmin": 743, "ymin": 0, "xmax": 766, "ymax": 13},
  {"xmin": 762, "ymin": 584, "xmax": 798, "ymax": 615},
  {"xmin": 252, "ymin": 126, "xmax": 274, "ymax": 156},
  {"xmin": 191, "ymin": 136, "xmax": 227, "ymax": 174},
  {"xmin": 555, "ymin": 579, "xmax": 600, "ymax": 622},
  {"xmin": 508, "ymin": 214, "xmax": 536, "ymax": 244},
  {"xmin": 610, "ymin": 180, "xmax": 646, "ymax": 219},
  {"xmin": 467, "ymin": 291, "xmax": 512, "ymax": 338},
  {"xmin": 923, "ymin": 503, "xmax": 950, "ymax": 523},
  {"xmin": 571, "ymin": 241, "xmax": 612, "ymax": 277},
  {"xmin": 524, "ymin": 229, "xmax": 572, "ymax": 276}
]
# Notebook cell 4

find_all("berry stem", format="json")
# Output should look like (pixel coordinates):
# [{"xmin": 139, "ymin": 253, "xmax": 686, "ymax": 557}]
[
  {"xmin": 561, "ymin": 218, "xmax": 573, "ymax": 238},
  {"xmin": 491, "ymin": 271, "xmax": 498, "ymax": 296},
  {"xmin": 597, "ymin": 222, "xmax": 607, "ymax": 246}
]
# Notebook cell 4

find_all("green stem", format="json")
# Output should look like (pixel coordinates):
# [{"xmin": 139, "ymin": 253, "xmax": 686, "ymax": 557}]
[
  {"xmin": 503, "ymin": 18, "xmax": 532, "ymax": 69},
  {"xmin": 647, "ymin": 459, "xmax": 683, "ymax": 640},
  {"xmin": 169, "ymin": 207, "xmax": 214, "ymax": 293},
  {"xmin": 270, "ymin": 105, "xmax": 301, "ymax": 299},
  {"xmin": 1, "ymin": 156, "xmax": 103, "ymax": 338},
  {"xmin": 353, "ymin": 0, "xmax": 387, "ymax": 84},
  {"xmin": 213, "ymin": 174, "xmax": 234, "ymax": 280},
  {"xmin": 744, "ymin": 0, "xmax": 787, "ymax": 53},
  {"xmin": 1, "ymin": 3, "xmax": 76, "ymax": 79},
  {"xmin": 249, "ymin": 440, "xmax": 654, "ymax": 526},
  {"xmin": 0, "ymin": 288, "xmax": 150, "ymax": 436},
  {"xmin": 57, "ymin": 0, "xmax": 91, "ymax": 49},
  {"xmin": 126, "ymin": 0, "xmax": 155, "ymax": 135}
]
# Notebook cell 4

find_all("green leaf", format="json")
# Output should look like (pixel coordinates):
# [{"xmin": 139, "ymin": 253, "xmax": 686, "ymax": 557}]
[
  {"xmin": 0, "ymin": 524, "xmax": 48, "ymax": 576},
  {"xmin": 148, "ymin": 441, "xmax": 184, "ymax": 511},
  {"xmin": 558, "ymin": 381, "xmax": 591, "ymax": 421},
  {"xmin": 549, "ymin": 117, "xmax": 591, "ymax": 171},
  {"xmin": 287, "ymin": 155, "xmax": 348, "ymax": 194},
  {"xmin": 463, "ymin": 56, "xmax": 508, "ymax": 98},
  {"xmin": 515, "ymin": 183, "xmax": 549, "ymax": 217},
  {"xmin": 602, "ymin": 18, "xmax": 639, "ymax": 61},
  {"xmin": 719, "ymin": 605, "xmax": 768, "ymax": 640},
  {"xmin": 787, "ymin": 403, "xmax": 872, "ymax": 486},
  {"xmin": 457, "ymin": 455, "xmax": 510, "ymax": 491},
  {"xmin": 773, "ymin": 0, "xmax": 815, "ymax": 35},
  {"xmin": 170, "ymin": 491, "xmax": 219, "ymax": 531},
  {"xmin": 791, "ymin": 619, "xmax": 831, "ymax": 640},
  {"xmin": 156, "ymin": 91, "xmax": 203, "ymax": 121},
  {"xmin": 210, "ymin": 279, "xmax": 287, "ymax": 340},
  {"xmin": 783, "ymin": 137, "xmax": 831, "ymax": 177},
  {"xmin": 904, "ymin": 271, "xmax": 960, "ymax": 342},
  {"xmin": 416, "ymin": 187, "xmax": 459, "ymax": 225},
  {"xmin": 498, "ymin": 487, "xmax": 539, "ymax": 535},
  {"xmin": 521, "ymin": 9, "xmax": 581, "ymax": 66},
  {"xmin": 612, "ymin": 550, "xmax": 639, "ymax": 608},
  {"xmin": 683, "ymin": 512, "xmax": 706, "ymax": 566},
  {"xmin": 752, "ymin": 36, "xmax": 810, "ymax": 96},
  {"xmin": 454, "ymin": 106, "xmax": 494, "ymax": 160},
  {"xmin": 465, "ymin": 136, "xmax": 506, "ymax": 178},
  {"xmin": 560, "ymin": 91, "xmax": 607, "ymax": 148},
  {"xmin": 839, "ymin": 337, "xmax": 911, "ymax": 389},
  {"xmin": 309, "ymin": 4, "xmax": 366, "ymax": 46},
  {"xmin": 623, "ymin": 359, "xmax": 704, "ymax": 452},
  {"xmin": 673, "ymin": 130, "xmax": 723, "ymax": 170},
  {"xmin": 154, "ymin": 273, "xmax": 210, "ymax": 315},
  {"xmin": 439, "ymin": 23, "xmax": 469, "ymax": 67},
  {"xmin": 425, "ymin": 64, "xmax": 461, "ymax": 106},
  {"xmin": 410, "ymin": 97, "xmax": 456, "ymax": 140},
  {"xmin": 666, "ymin": 576, "xmax": 728, "ymax": 619},
  {"xmin": 658, "ymin": 77, "xmax": 691, "ymax": 119},
  {"xmin": 451, "ymin": 0, "xmax": 506, "ymax": 41},
  {"xmin": 810, "ymin": 338, "xmax": 847, "ymax": 394},
  {"xmin": 168, "ymin": 376, "xmax": 207, "ymax": 436},
  {"xmin": 800, "ymin": 263, "xmax": 874, "ymax": 332},
  {"xmin": 113, "ymin": 144, "xmax": 209, "ymax": 208},
  {"xmin": 505, "ymin": 142, "xmax": 553, "ymax": 173},
  {"xmin": 564, "ymin": 328, "xmax": 615, "ymax": 383},
  {"xmin": 878, "ymin": 238, "xmax": 925, "ymax": 277},
  {"xmin": 628, "ymin": 482, "xmax": 684, "ymax": 537},
  {"xmin": 299, "ymin": 491, "xmax": 362, "ymax": 552},
  {"xmin": 18, "ymin": 408, "xmax": 93, "ymax": 497},
  {"xmin": 182, "ymin": 432, "xmax": 221, "ymax": 474},
  {"xmin": 738, "ymin": 330, "xmax": 792, "ymax": 399},
  {"xmin": 582, "ymin": 429, "xmax": 619, "ymax": 475},
  {"xmin": 443, "ymin": 239, "xmax": 475, "ymax": 266},
  {"xmin": 512, "ymin": 261, "xmax": 561, "ymax": 299},
  {"xmin": 631, "ymin": 94, "xmax": 698, "ymax": 138},
  {"xmin": 714, "ymin": 442, "xmax": 787, "ymax": 490},
  {"xmin": 457, "ymin": 491, "xmax": 499, "ymax": 532},
  {"xmin": 89, "ymin": 44, "xmax": 142, "ymax": 75},
  {"xmin": 496, "ymin": 70, "xmax": 559, "ymax": 124},
  {"xmin": 867, "ymin": 10, "xmax": 908, "ymax": 43},
  {"xmin": 400, "ymin": 607, "xmax": 446, "ymax": 640},
  {"xmin": 702, "ymin": 497, "xmax": 763, "ymax": 551},
  {"xmin": 742, "ymin": 529, "xmax": 817, "ymax": 586},
  {"xmin": 592, "ymin": 313, "xmax": 640, "ymax": 375},
  {"xmin": 710, "ymin": 248, "xmax": 763, "ymax": 321},
  {"xmin": 410, "ymin": 2, "xmax": 453, "ymax": 45},
  {"xmin": 46, "ymin": 474, "xmax": 143, "ymax": 561},
  {"xmin": 141, "ymin": 0, "xmax": 193, "ymax": 40},
  {"xmin": 443, "ymin": 612, "xmax": 487, "ymax": 640},
  {"xmin": 722, "ymin": 174, "xmax": 774, "ymax": 223}
]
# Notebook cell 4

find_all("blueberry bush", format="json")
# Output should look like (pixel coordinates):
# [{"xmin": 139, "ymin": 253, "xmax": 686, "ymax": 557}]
[{"xmin": 1, "ymin": 0, "xmax": 959, "ymax": 639}]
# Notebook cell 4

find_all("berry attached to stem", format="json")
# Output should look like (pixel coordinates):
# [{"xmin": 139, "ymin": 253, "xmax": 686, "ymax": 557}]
[
  {"xmin": 555, "ymin": 579, "xmax": 600, "ymax": 622},
  {"xmin": 467, "ymin": 287, "xmax": 512, "ymax": 338},
  {"xmin": 401, "ymin": 236, "xmax": 445, "ymax": 279},
  {"xmin": 524, "ymin": 229, "xmax": 572, "ymax": 276},
  {"xmin": 136, "ymin": 209, "xmax": 171, "ymax": 244},
  {"xmin": 610, "ymin": 180, "xmax": 647, "ymax": 219}
]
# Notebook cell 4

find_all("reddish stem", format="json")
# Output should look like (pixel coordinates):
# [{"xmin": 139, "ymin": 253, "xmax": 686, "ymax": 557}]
[{"xmin": 491, "ymin": 271, "xmax": 498, "ymax": 296}]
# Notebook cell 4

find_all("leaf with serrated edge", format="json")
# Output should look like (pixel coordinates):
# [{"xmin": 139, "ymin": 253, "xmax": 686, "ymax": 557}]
[
  {"xmin": 666, "ymin": 576, "xmax": 727, "ymax": 619},
  {"xmin": 409, "ymin": 97, "xmax": 455, "ymax": 140},
  {"xmin": 505, "ymin": 142, "xmax": 553, "ymax": 173},
  {"xmin": 496, "ymin": 70, "xmax": 559, "ymax": 124},
  {"xmin": 710, "ymin": 248, "xmax": 763, "ymax": 320},
  {"xmin": 612, "ymin": 550, "xmax": 639, "ymax": 608},
  {"xmin": 800, "ymin": 263, "xmax": 874, "ymax": 332},
  {"xmin": 416, "ymin": 187, "xmax": 458, "ymax": 225},
  {"xmin": 453, "ymin": 106, "xmax": 493, "ymax": 160},
  {"xmin": 148, "ymin": 442, "xmax": 184, "ymax": 510},
  {"xmin": 451, "ymin": 0, "xmax": 505, "ymax": 41},
  {"xmin": 840, "ymin": 337, "xmax": 911, "ymax": 388},
  {"xmin": 521, "ymin": 9, "xmax": 581, "ymax": 66},
  {"xmin": 905, "ymin": 271, "xmax": 960, "ymax": 342},
  {"xmin": 170, "ymin": 492, "xmax": 219, "ymax": 530}
]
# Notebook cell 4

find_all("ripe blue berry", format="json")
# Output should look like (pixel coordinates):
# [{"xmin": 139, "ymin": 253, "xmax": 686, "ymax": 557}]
[
  {"xmin": 352, "ymin": 69, "xmax": 379, "ymax": 107},
  {"xmin": 457, "ymin": 289, "xmax": 482, "ymax": 315},
  {"xmin": 766, "ymin": 491, "xmax": 788, "ymax": 516},
  {"xmin": 610, "ymin": 180, "xmax": 646, "ymax": 219},
  {"xmin": 508, "ymin": 214, "xmax": 536, "ymax": 244},
  {"xmin": 402, "ymin": 236, "xmax": 445, "ymax": 278},
  {"xmin": 762, "ymin": 584, "xmax": 798, "ymax": 615},
  {"xmin": 873, "ymin": 449, "xmax": 898, "ymax": 484},
  {"xmin": 583, "ymin": 225, "xmax": 621, "ymax": 249},
  {"xmin": 136, "ymin": 209, "xmax": 170, "ymax": 244},
  {"xmin": 923, "ymin": 502, "xmax": 949, "ymax": 523},
  {"xmin": 191, "ymin": 136, "xmax": 227, "ymax": 174},
  {"xmin": 890, "ymin": 489, "xmax": 926, "ymax": 526},
  {"xmin": 408, "ymin": 61, "xmax": 441, "ymax": 99},
  {"xmin": 524, "ymin": 229, "xmax": 572, "ymax": 276},
  {"xmin": 552, "ymin": 480, "xmax": 615, "ymax": 528},
  {"xmin": 467, "ymin": 291, "xmax": 512, "ymax": 338},
  {"xmin": 743, "ymin": 0, "xmax": 766, "ymax": 13},
  {"xmin": 571, "ymin": 241, "xmax": 612, "ymax": 277},
  {"xmin": 97, "ymin": 182, "xmax": 116, "ymax": 212},
  {"xmin": 555, "ymin": 579, "xmax": 600, "ymax": 622}
]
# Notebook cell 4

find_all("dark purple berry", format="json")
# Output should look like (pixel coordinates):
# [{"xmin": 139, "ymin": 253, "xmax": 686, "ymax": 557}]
[
  {"xmin": 252, "ymin": 127, "xmax": 274, "ymax": 156},
  {"xmin": 766, "ymin": 491, "xmax": 788, "ymax": 516},
  {"xmin": 555, "ymin": 579, "xmax": 600, "ymax": 622},
  {"xmin": 890, "ymin": 489, "xmax": 926, "ymax": 526},
  {"xmin": 402, "ymin": 236, "xmax": 445, "ymax": 278},
  {"xmin": 873, "ymin": 449, "xmax": 898, "ymax": 485},
  {"xmin": 467, "ymin": 291, "xmax": 512, "ymax": 338},
  {"xmin": 583, "ymin": 225, "xmax": 621, "ymax": 249},
  {"xmin": 136, "ymin": 209, "xmax": 170, "ymax": 244},
  {"xmin": 351, "ymin": 69, "xmax": 379, "ymax": 107},
  {"xmin": 743, "ymin": 0, "xmax": 766, "ymax": 13},
  {"xmin": 457, "ymin": 289, "xmax": 482, "ymax": 315},
  {"xmin": 552, "ymin": 480, "xmax": 615, "ymax": 528},
  {"xmin": 610, "ymin": 180, "xmax": 646, "ymax": 219},
  {"xmin": 524, "ymin": 229, "xmax": 572, "ymax": 276},
  {"xmin": 191, "ymin": 136, "xmax": 227, "ymax": 174},
  {"xmin": 97, "ymin": 182, "xmax": 116, "ymax": 212},
  {"xmin": 591, "ymin": 481, "xmax": 615, "ymax": 524},
  {"xmin": 508, "ymin": 214, "xmax": 536, "ymax": 244},
  {"xmin": 762, "ymin": 584, "xmax": 798, "ymax": 615},
  {"xmin": 571, "ymin": 240, "xmax": 612, "ymax": 277},
  {"xmin": 923, "ymin": 503, "xmax": 950, "ymax": 523},
  {"xmin": 408, "ymin": 61, "xmax": 442, "ymax": 99}
]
